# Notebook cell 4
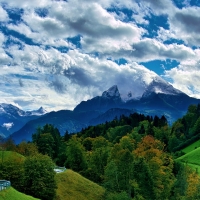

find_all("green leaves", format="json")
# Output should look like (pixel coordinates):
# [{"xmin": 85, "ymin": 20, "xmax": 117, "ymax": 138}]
[
  {"xmin": 23, "ymin": 154, "xmax": 57, "ymax": 200},
  {"xmin": 65, "ymin": 136, "xmax": 87, "ymax": 172}
]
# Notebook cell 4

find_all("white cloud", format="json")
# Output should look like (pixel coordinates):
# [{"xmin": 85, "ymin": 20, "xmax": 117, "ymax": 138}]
[
  {"xmin": 0, "ymin": 0, "xmax": 50, "ymax": 9},
  {"xmin": 2, "ymin": 122, "xmax": 14, "ymax": 130},
  {"xmin": 0, "ymin": 5, "xmax": 8, "ymax": 21},
  {"xmin": 20, "ymin": 1, "xmax": 143, "ymax": 46},
  {"xmin": 168, "ymin": 6, "xmax": 200, "ymax": 46},
  {"xmin": 0, "ymin": 41, "xmax": 158, "ymax": 110},
  {"xmin": 0, "ymin": 0, "xmax": 200, "ymax": 111},
  {"xmin": 164, "ymin": 49, "xmax": 200, "ymax": 98}
]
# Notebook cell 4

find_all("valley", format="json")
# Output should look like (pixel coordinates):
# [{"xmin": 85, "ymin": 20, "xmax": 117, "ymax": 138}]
[{"xmin": 1, "ymin": 103, "xmax": 200, "ymax": 199}]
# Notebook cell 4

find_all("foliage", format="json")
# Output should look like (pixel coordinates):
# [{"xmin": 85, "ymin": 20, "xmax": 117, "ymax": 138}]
[
  {"xmin": 16, "ymin": 142, "xmax": 38, "ymax": 156},
  {"xmin": 32, "ymin": 124, "xmax": 62, "ymax": 163},
  {"xmin": 88, "ymin": 141, "xmax": 110, "ymax": 182},
  {"xmin": 105, "ymin": 191, "xmax": 131, "ymax": 200},
  {"xmin": 65, "ymin": 136, "xmax": 87, "ymax": 172},
  {"xmin": 106, "ymin": 125, "xmax": 132, "ymax": 143},
  {"xmin": 170, "ymin": 104, "xmax": 200, "ymax": 152},
  {"xmin": 132, "ymin": 158, "xmax": 156, "ymax": 200},
  {"xmin": 0, "ymin": 151, "xmax": 25, "ymax": 191},
  {"xmin": 134, "ymin": 135, "xmax": 174, "ymax": 199},
  {"xmin": 23, "ymin": 154, "xmax": 57, "ymax": 200}
]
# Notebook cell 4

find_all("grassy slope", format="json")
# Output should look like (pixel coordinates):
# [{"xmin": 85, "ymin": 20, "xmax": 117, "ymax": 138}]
[
  {"xmin": 56, "ymin": 169, "xmax": 105, "ymax": 200},
  {"xmin": 0, "ymin": 151, "xmax": 105, "ymax": 199},
  {"xmin": 177, "ymin": 147, "xmax": 200, "ymax": 165},
  {"xmin": 181, "ymin": 140, "xmax": 200, "ymax": 154},
  {"xmin": 0, "ymin": 187, "xmax": 39, "ymax": 200},
  {"xmin": 177, "ymin": 145, "xmax": 200, "ymax": 174},
  {"xmin": 0, "ymin": 151, "xmax": 25, "ymax": 162}
]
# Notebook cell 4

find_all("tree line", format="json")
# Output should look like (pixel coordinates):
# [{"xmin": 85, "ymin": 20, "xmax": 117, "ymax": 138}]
[{"xmin": 1, "ymin": 105, "xmax": 200, "ymax": 199}]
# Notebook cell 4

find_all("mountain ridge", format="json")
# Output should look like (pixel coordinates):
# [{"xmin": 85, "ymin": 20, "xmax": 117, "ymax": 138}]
[
  {"xmin": 6, "ymin": 77, "xmax": 200, "ymax": 144},
  {"xmin": 0, "ymin": 104, "xmax": 48, "ymax": 138}
]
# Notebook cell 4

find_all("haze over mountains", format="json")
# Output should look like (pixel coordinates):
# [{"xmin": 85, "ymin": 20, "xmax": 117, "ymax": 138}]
[{"xmin": 0, "ymin": 75, "xmax": 198, "ymax": 144}]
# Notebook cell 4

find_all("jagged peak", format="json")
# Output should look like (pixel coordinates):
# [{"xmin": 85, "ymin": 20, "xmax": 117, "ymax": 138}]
[
  {"xmin": 37, "ymin": 107, "xmax": 47, "ymax": 114},
  {"xmin": 142, "ymin": 76, "xmax": 184, "ymax": 98},
  {"xmin": 102, "ymin": 85, "xmax": 121, "ymax": 99}
]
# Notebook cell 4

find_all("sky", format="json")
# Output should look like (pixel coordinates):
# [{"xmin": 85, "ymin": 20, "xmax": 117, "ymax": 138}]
[{"xmin": 0, "ymin": 0, "xmax": 200, "ymax": 111}]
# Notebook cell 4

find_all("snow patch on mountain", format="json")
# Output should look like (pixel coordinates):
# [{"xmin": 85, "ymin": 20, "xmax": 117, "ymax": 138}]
[
  {"xmin": 0, "ymin": 103, "xmax": 47, "ymax": 117},
  {"xmin": 0, "ymin": 103, "xmax": 26, "ymax": 117},
  {"xmin": 142, "ymin": 76, "xmax": 183, "ymax": 97},
  {"xmin": 27, "ymin": 107, "xmax": 47, "ymax": 116},
  {"xmin": 102, "ymin": 85, "xmax": 121, "ymax": 99}
]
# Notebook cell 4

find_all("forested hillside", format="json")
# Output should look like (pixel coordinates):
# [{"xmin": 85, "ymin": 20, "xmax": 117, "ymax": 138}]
[{"xmin": 1, "ymin": 104, "xmax": 200, "ymax": 199}]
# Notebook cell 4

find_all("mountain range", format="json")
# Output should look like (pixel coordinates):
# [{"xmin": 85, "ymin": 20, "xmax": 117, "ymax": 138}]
[
  {"xmin": 1, "ymin": 76, "xmax": 200, "ymax": 144},
  {"xmin": 0, "ymin": 104, "xmax": 47, "ymax": 139}
]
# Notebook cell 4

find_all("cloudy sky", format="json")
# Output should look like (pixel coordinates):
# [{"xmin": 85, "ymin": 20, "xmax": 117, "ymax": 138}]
[{"xmin": 0, "ymin": 0, "xmax": 200, "ymax": 111}]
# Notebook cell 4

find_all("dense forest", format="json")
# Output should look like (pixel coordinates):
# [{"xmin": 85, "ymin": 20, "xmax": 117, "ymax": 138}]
[{"xmin": 1, "ymin": 104, "xmax": 200, "ymax": 199}]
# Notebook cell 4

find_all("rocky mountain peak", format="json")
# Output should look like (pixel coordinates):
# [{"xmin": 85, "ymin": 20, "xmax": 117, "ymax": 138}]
[
  {"xmin": 102, "ymin": 85, "xmax": 121, "ymax": 99},
  {"xmin": 142, "ymin": 77, "xmax": 183, "ymax": 98},
  {"xmin": 37, "ymin": 107, "xmax": 47, "ymax": 114}
]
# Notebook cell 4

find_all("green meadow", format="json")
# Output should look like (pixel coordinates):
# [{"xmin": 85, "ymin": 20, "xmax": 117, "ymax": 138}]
[
  {"xmin": 181, "ymin": 140, "xmax": 200, "ymax": 154},
  {"xmin": 55, "ymin": 169, "xmax": 105, "ymax": 200},
  {"xmin": 0, "ymin": 187, "xmax": 40, "ymax": 200},
  {"xmin": 177, "ymin": 141, "xmax": 200, "ymax": 174}
]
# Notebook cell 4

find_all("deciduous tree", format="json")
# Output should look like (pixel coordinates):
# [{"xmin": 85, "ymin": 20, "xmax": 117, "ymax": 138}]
[{"xmin": 23, "ymin": 154, "xmax": 57, "ymax": 200}]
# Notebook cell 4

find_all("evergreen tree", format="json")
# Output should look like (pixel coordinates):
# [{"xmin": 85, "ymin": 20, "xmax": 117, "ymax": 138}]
[{"xmin": 133, "ymin": 158, "xmax": 156, "ymax": 200}]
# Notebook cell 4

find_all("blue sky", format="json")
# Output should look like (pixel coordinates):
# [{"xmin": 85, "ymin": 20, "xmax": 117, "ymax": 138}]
[{"xmin": 0, "ymin": 0, "xmax": 200, "ymax": 111}]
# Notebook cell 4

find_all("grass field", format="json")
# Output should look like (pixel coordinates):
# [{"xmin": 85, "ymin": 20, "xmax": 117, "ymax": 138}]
[
  {"xmin": 55, "ymin": 169, "xmax": 105, "ymax": 200},
  {"xmin": 176, "ymin": 146, "xmax": 200, "ymax": 174},
  {"xmin": 181, "ymin": 140, "xmax": 200, "ymax": 154},
  {"xmin": 0, "ymin": 151, "xmax": 25, "ymax": 162},
  {"xmin": 0, "ymin": 187, "xmax": 39, "ymax": 200}
]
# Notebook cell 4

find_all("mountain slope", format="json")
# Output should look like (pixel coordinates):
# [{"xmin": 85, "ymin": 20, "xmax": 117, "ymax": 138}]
[
  {"xmin": 74, "ymin": 85, "xmax": 123, "ymax": 112},
  {"xmin": 11, "ymin": 109, "xmax": 102, "ymax": 143}
]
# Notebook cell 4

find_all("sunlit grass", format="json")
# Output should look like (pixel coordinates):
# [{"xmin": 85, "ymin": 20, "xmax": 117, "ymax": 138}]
[
  {"xmin": 181, "ymin": 140, "xmax": 200, "ymax": 154},
  {"xmin": 55, "ymin": 169, "xmax": 105, "ymax": 200},
  {"xmin": 176, "ymin": 147, "xmax": 200, "ymax": 175},
  {"xmin": 0, "ymin": 187, "xmax": 39, "ymax": 200}
]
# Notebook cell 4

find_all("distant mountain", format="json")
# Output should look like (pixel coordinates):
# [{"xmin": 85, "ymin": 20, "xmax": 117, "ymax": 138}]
[
  {"xmin": 11, "ymin": 108, "xmax": 135, "ymax": 144},
  {"xmin": 26, "ymin": 107, "xmax": 48, "ymax": 116},
  {"xmin": 10, "ymin": 77, "xmax": 200, "ymax": 144},
  {"xmin": 74, "ymin": 85, "xmax": 123, "ymax": 112},
  {"xmin": 0, "ymin": 104, "xmax": 47, "ymax": 138},
  {"xmin": 142, "ymin": 76, "xmax": 183, "ymax": 97},
  {"xmin": 89, "ymin": 108, "xmax": 135, "ymax": 126}
]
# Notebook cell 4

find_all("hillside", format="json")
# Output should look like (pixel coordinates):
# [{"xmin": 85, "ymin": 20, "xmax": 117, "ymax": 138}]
[
  {"xmin": 0, "ymin": 187, "xmax": 39, "ymax": 200},
  {"xmin": 0, "ymin": 151, "xmax": 25, "ymax": 161},
  {"xmin": 181, "ymin": 140, "xmax": 200, "ymax": 154},
  {"xmin": 176, "ymin": 145, "xmax": 200, "ymax": 174},
  {"xmin": 55, "ymin": 169, "xmax": 105, "ymax": 200}
]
